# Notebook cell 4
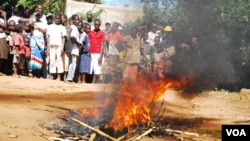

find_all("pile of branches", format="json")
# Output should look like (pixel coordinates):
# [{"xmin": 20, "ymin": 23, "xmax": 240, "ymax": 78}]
[{"xmin": 42, "ymin": 104, "xmax": 200, "ymax": 141}]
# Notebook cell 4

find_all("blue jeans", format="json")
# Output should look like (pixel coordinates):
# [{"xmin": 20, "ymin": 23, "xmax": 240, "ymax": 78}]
[{"xmin": 67, "ymin": 55, "xmax": 77, "ymax": 81}]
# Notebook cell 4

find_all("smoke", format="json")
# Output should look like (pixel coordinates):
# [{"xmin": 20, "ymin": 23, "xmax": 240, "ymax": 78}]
[{"xmin": 169, "ymin": 0, "xmax": 238, "ymax": 92}]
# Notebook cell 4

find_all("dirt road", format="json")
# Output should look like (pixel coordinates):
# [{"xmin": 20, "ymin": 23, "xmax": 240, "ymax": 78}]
[{"xmin": 0, "ymin": 76, "xmax": 250, "ymax": 141}]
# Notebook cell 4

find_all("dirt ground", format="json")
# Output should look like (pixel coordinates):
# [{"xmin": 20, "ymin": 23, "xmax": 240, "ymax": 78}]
[{"xmin": 0, "ymin": 75, "xmax": 250, "ymax": 141}]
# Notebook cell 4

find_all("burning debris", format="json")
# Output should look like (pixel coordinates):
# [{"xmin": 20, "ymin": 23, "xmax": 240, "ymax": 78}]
[
  {"xmin": 43, "ymin": 77, "xmax": 201, "ymax": 141},
  {"xmin": 43, "ymin": 108, "xmax": 200, "ymax": 141}
]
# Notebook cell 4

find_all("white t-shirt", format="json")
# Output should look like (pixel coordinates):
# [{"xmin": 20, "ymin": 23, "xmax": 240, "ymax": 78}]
[
  {"xmin": 33, "ymin": 21, "xmax": 48, "ymax": 36},
  {"xmin": 47, "ymin": 24, "xmax": 66, "ymax": 46},
  {"xmin": 70, "ymin": 24, "xmax": 80, "ymax": 56},
  {"xmin": 148, "ymin": 31, "xmax": 158, "ymax": 46},
  {"xmin": 32, "ymin": 14, "xmax": 47, "ymax": 25},
  {"xmin": 8, "ymin": 16, "xmax": 20, "ymax": 24}
]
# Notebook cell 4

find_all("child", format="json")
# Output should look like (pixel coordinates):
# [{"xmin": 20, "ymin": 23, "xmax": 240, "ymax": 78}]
[
  {"xmin": 6, "ymin": 20, "xmax": 16, "ymax": 75},
  {"xmin": 23, "ymin": 36, "xmax": 31, "ymax": 76},
  {"xmin": 78, "ymin": 23, "xmax": 91, "ymax": 83},
  {"xmin": 12, "ymin": 24, "xmax": 25, "ymax": 77}
]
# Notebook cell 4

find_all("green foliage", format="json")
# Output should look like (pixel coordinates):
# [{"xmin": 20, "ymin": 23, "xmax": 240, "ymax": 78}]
[
  {"xmin": 78, "ymin": 8, "xmax": 105, "ymax": 21},
  {"xmin": 18, "ymin": 0, "xmax": 43, "ymax": 9},
  {"xmin": 17, "ymin": 0, "xmax": 66, "ymax": 14},
  {"xmin": 74, "ymin": 0, "xmax": 103, "ymax": 4},
  {"xmin": 214, "ymin": 0, "xmax": 250, "ymax": 67},
  {"xmin": 43, "ymin": 0, "xmax": 66, "ymax": 14},
  {"xmin": 135, "ymin": 0, "xmax": 250, "ymax": 88},
  {"xmin": 0, "ymin": 0, "xmax": 18, "ymax": 7},
  {"xmin": 141, "ymin": 0, "xmax": 178, "ymax": 26}
]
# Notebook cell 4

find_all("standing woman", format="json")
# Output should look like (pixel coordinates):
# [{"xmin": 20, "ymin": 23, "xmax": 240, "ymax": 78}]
[
  {"xmin": 0, "ymin": 8, "xmax": 8, "ymax": 74},
  {"xmin": 29, "ymin": 11, "xmax": 47, "ymax": 78}
]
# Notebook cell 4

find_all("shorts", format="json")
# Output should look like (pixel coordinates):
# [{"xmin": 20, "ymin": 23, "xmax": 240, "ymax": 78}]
[{"xmin": 90, "ymin": 53, "xmax": 102, "ymax": 75}]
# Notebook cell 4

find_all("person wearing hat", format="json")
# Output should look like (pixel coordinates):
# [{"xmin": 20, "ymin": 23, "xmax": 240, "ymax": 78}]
[
  {"xmin": 46, "ymin": 13, "xmax": 53, "ymax": 25},
  {"xmin": 161, "ymin": 25, "xmax": 173, "ymax": 48}
]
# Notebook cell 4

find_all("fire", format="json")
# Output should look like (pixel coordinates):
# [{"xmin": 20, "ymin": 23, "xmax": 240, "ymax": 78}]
[{"xmin": 80, "ymin": 76, "xmax": 187, "ymax": 131}]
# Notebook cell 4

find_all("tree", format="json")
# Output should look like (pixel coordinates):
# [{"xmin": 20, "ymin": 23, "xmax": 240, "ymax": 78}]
[
  {"xmin": 138, "ymin": 0, "xmax": 250, "ymax": 91},
  {"xmin": 17, "ymin": 0, "xmax": 66, "ymax": 14}
]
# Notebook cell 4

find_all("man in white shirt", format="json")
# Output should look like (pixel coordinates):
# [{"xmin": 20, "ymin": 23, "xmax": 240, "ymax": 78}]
[
  {"xmin": 8, "ymin": 7, "xmax": 30, "ymax": 25},
  {"xmin": 66, "ymin": 14, "xmax": 80, "ymax": 82},
  {"xmin": 47, "ymin": 13, "xmax": 66, "ymax": 81}
]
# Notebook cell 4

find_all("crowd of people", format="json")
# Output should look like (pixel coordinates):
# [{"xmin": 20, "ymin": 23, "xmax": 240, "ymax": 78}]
[{"xmin": 0, "ymin": 4, "xmax": 190, "ymax": 84}]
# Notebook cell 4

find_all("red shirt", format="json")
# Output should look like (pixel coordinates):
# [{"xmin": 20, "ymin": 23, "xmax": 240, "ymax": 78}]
[
  {"xmin": 24, "ymin": 45, "xmax": 30, "ymax": 57},
  {"xmin": 108, "ymin": 31, "xmax": 125, "ymax": 44},
  {"xmin": 13, "ymin": 34, "xmax": 25, "ymax": 54},
  {"xmin": 88, "ymin": 30, "xmax": 105, "ymax": 53}
]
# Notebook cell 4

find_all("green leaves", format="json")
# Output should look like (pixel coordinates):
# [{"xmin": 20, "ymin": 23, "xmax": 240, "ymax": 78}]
[{"xmin": 17, "ymin": 0, "xmax": 65, "ymax": 14}]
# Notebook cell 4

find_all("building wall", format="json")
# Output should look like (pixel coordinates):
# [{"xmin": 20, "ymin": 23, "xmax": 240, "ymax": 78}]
[{"xmin": 65, "ymin": 0, "xmax": 144, "ymax": 26}]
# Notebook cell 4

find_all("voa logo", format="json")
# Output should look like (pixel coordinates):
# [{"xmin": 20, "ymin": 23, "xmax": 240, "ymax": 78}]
[{"xmin": 226, "ymin": 129, "xmax": 246, "ymax": 136}]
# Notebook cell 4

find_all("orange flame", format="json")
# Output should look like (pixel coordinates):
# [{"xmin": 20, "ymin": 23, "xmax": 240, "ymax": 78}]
[{"xmin": 80, "ymin": 76, "xmax": 187, "ymax": 131}]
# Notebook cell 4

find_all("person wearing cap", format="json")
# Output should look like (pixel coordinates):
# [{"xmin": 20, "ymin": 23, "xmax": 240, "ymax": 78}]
[
  {"xmin": 161, "ymin": 25, "xmax": 173, "ymax": 48},
  {"xmin": 152, "ymin": 24, "xmax": 175, "ymax": 78},
  {"xmin": 46, "ymin": 13, "xmax": 53, "ymax": 25}
]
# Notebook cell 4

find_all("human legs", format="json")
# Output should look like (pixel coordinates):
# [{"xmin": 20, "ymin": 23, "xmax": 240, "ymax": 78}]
[
  {"xmin": 55, "ymin": 46, "xmax": 64, "ymax": 81},
  {"xmin": 90, "ymin": 53, "xmax": 102, "ymax": 83},
  {"xmin": 63, "ymin": 53, "xmax": 70, "ymax": 81},
  {"xmin": 67, "ymin": 55, "xmax": 77, "ymax": 82}
]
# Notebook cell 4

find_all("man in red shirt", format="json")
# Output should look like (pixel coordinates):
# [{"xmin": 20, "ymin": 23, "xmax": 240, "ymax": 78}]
[{"xmin": 88, "ymin": 19, "xmax": 105, "ymax": 83}]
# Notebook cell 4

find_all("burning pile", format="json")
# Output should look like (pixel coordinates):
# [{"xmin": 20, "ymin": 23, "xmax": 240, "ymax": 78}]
[
  {"xmin": 44, "ymin": 76, "xmax": 201, "ymax": 141},
  {"xmin": 80, "ymin": 77, "xmax": 187, "ymax": 131}
]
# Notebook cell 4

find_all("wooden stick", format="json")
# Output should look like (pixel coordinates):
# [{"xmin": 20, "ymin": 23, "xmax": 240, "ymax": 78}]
[
  {"xmin": 46, "ymin": 104, "xmax": 72, "ymax": 111},
  {"xmin": 133, "ymin": 128, "xmax": 154, "ymax": 141},
  {"xmin": 89, "ymin": 133, "xmax": 96, "ymax": 141},
  {"xmin": 166, "ymin": 129, "xmax": 199, "ymax": 136},
  {"xmin": 116, "ymin": 129, "xmax": 137, "ymax": 141},
  {"xmin": 67, "ymin": 117, "xmax": 117, "ymax": 141},
  {"xmin": 126, "ymin": 134, "xmax": 140, "ymax": 141},
  {"xmin": 44, "ymin": 136, "xmax": 73, "ymax": 141}
]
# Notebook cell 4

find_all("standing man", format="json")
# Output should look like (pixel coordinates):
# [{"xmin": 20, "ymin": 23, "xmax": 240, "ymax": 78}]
[
  {"xmin": 85, "ymin": 11, "xmax": 94, "ymax": 28},
  {"xmin": 33, "ymin": 4, "xmax": 47, "ymax": 24},
  {"xmin": 88, "ymin": 19, "xmax": 105, "ymax": 83},
  {"xmin": 66, "ymin": 14, "xmax": 80, "ymax": 82},
  {"xmin": 123, "ymin": 27, "xmax": 141, "ymax": 81},
  {"xmin": 46, "ymin": 13, "xmax": 66, "ymax": 81}
]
